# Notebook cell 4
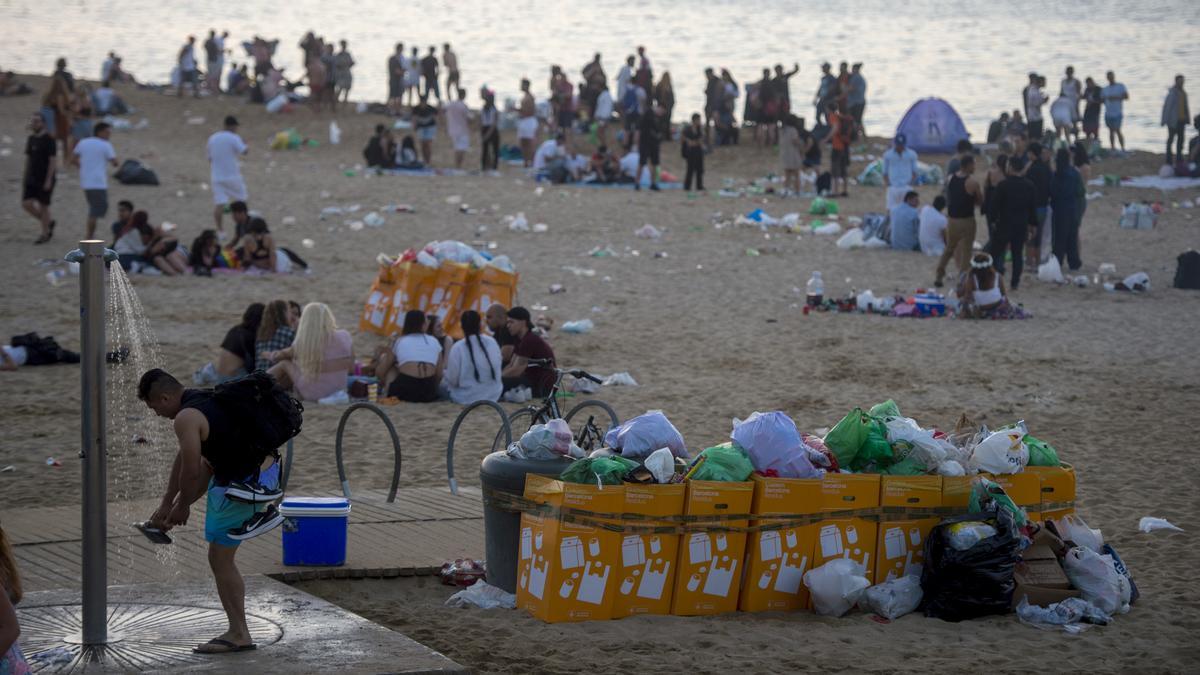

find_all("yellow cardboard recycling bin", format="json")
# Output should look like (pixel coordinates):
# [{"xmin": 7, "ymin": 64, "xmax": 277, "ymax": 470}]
[
  {"xmin": 985, "ymin": 472, "xmax": 1041, "ymax": 522},
  {"xmin": 612, "ymin": 483, "xmax": 686, "ymax": 618},
  {"xmin": 1025, "ymin": 463, "xmax": 1076, "ymax": 522},
  {"xmin": 516, "ymin": 475, "xmax": 624, "ymax": 623},
  {"xmin": 670, "ymin": 480, "xmax": 754, "ymax": 616},
  {"xmin": 874, "ymin": 476, "xmax": 942, "ymax": 584},
  {"xmin": 738, "ymin": 474, "xmax": 822, "ymax": 612},
  {"xmin": 816, "ymin": 473, "xmax": 882, "ymax": 584}
]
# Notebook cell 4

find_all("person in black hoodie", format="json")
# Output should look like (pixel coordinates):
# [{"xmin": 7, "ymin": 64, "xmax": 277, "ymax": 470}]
[
  {"xmin": 363, "ymin": 124, "xmax": 395, "ymax": 169},
  {"xmin": 987, "ymin": 156, "xmax": 1039, "ymax": 289},
  {"xmin": 1022, "ymin": 142, "xmax": 1053, "ymax": 266}
]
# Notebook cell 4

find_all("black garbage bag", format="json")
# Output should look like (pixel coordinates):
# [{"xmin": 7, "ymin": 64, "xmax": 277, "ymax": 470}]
[
  {"xmin": 114, "ymin": 159, "xmax": 160, "ymax": 186},
  {"xmin": 920, "ymin": 510, "xmax": 1019, "ymax": 622}
]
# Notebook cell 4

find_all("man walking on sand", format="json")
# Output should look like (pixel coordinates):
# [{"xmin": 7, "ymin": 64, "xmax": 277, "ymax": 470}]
[
  {"xmin": 139, "ymin": 368, "xmax": 286, "ymax": 655},
  {"xmin": 421, "ymin": 46, "xmax": 440, "ymax": 103},
  {"xmin": 445, "ymin": 87, "xmax": 471, "ymax": 169},
  {"xmin": 934, "ymin": 154, "xmax": 983, "ymax": 288},
  {"xmin": 518, "ymin": 79, "xmax": 538, "ymax": 167},
  {"xmin": 73, "ymin": 121, "xmax": 118, "ymax": 240},
  {"xmin": 24, "ymin": 112, "xmax": 58, "ymax": 244},
  {"xmin": 207, "ymin": 116, "xmax": 249, "ymax": 237},
  {"xmin": 882, "ymin": 133, "xmax": 918, "ymax": 211}
]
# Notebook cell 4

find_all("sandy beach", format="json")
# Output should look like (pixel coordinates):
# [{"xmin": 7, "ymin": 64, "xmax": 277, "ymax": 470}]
[{"xmin": 2, "ymin": 76, "xmax": 1199, "ymax": 672}]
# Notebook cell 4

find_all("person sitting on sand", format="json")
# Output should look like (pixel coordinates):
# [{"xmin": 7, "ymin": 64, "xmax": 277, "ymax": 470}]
[
  {"xmin": 889, "ymin": 191, "xmax": 921, "ymax": 251},
  {"xmin": 485, "ymin": 303, "xmax": 518, "ymax": 365},
  {"xmin": 363, "ymin": 124, "xmax": 395, "ymax": 169},
  {"xmin": 501, "ymin": 307, "xmax": 556, "ymax": 397},
  {"xmin": 254, "ymin": 300, "xmax": 297, "ymax": 372},
  {"xmin": 957, "ymin": 252, "xmax": 1027, "ymax": 319},
  {"xmin": 238, "ymin": 217, "xmax": 276, "ymax": 272},
  {"xmin": 375, "ymin": 310, "xmax": 444, "ymax": 402},
  {"xmin": 918, "ymin": 195, "xmax": 948, "ymax": 256},
  {"xmin": 189, "ymin": 229, "xmax": 221, "ymax": 276},
  {"xmin": 588, "ymin": 145, "xmax": 620, "ymax": 183},
  {"xmin": 194, "ymin": 303, "xmax": 264, "ymax": 384},
  {"xmin": 1, "ymin": 333, "xmax": 80, "ymax": 370},
  {"xmin": 135, "ymin": 212, "xmax": 189, "ymax": 276},
  {"xmin": 0, "ymin": 69, "xmax": 33, "ymax": 96},
  {"xmin": 444, "ymin": 310, "xmax": 503, "ymax": 404},
  {"xmin": 395, "ymin": 135, "xmax": 423, "ymax": 169},
  {"xmin": 264, "ymin": 303, "xmax": 353, "ymax": 402}
]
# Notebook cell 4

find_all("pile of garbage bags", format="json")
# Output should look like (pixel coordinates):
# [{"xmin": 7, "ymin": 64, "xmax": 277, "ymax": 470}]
[{"xmin": 381, "ymin": 239, "xmax": 515, "ymax": 273}]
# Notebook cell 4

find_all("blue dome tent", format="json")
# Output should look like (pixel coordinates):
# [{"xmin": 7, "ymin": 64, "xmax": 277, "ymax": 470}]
[{"xmin": 894, "ymin": 98, "xmax": 969, "ymax": 153}]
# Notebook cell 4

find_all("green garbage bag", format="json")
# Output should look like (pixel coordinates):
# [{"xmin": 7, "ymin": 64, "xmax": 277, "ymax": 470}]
[
  {"xmin": 852, "ymin": 419, "xmax": 895, "ymax": 471},
  {"xmin": 809, "ymin": 197, "xmax": 830, "ymax": 215},
  {"xmin": 969, "ymin": 477, "xmax": 1026, "ymax": 527},
  {"xmin": 824, "ymin": 200, "xmax": 839, "ymax": 215},
  {"xmin": 823, "ymin": 408, "xmax": 871, "ymax": 468},
  {"xmin": 882, "ymin": 454, "xmax": 926, "ymax": 475},
  {"xmin": 1024, "ymin": 435, "xmax": 1060, "ymax": 467},
  {"xmin": 559, "ymin": 456, "xmax": 639, "ymax": 486},
  {"xmin": 687, "ymin": 442, "xmax": 753, "ymax": 482},
  {"xmin": 868, "ymin": 399, "xmax": 902, "ymax": 420}
]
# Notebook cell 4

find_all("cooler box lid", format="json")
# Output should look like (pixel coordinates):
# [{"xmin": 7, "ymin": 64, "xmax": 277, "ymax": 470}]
[{"xmin": 280, "ymin": 497, "xmax": 352, "ymax": 517}]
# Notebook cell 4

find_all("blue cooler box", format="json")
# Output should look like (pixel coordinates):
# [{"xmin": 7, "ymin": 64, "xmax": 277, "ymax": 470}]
[
  {"xmin": 913, "ymin": 292, "xmax": 946, "ymax": 317},
  {"xmin": 280, "ymin": 497, "xmax": 351, "ymax": 566}
]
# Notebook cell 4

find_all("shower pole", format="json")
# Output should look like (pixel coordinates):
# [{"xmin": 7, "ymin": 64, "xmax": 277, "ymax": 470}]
[{"xmin": 65, "ymin": 241, "xmax": 118, "ymax": 645}]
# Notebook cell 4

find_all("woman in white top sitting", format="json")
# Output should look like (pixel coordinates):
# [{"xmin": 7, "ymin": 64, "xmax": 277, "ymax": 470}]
[
  {"xmin": 377, "ymin": 309, "xmax": 443, "ymax": 402},
  {"xmin": 959, "ymin": 252, "xmax": 1028, "ymax": 319},
  {"xmin": 444, "ymin": 310, "xmax": 503, "ymax": 404}
]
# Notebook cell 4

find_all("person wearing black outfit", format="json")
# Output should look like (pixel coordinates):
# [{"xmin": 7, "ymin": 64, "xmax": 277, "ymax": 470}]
[
  {"xmin": 987, "ymin": 157, "xmax": 1038, "ymax": 289},
  {"xmin": 480, "ymin": 92, "xmax": 500, "ymax": 171},
  {"xmin": 1022, "ymin": 142, "xmax": 1053, "ymax": 266},
  {"xmin": 636, "ymin": 105, "xmax": 664, "ymax": 191},
  {"xmin": 23, "ymin": 112, "xmax": 57, "ymax": 244},
  {"xmin": 362, "ymin": 124, "xmax": 395, "ymax": 169},
  {"xmin": 1050, "ymin": 148, "xmax": 1083, "ymax": 271},
  {"xmin": 681, "ymin": 113, "xmax": 705, "ymax": 191},
  {"xmin": 703, "ymin": 68, "xmax": 722, "ymax": 143},
  {"xmin": 420, "ymin": 46, "xmax": 440, "ymax": 102}
]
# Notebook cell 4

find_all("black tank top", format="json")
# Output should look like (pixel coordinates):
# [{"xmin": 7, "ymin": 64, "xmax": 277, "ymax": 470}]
[
  {"xmin": 946, "ymin": 174, "xmax": 975, "ymax": 218},
  {"xmin": 181, "ymin": 388, "xmax": 257, "ymax": 484}
]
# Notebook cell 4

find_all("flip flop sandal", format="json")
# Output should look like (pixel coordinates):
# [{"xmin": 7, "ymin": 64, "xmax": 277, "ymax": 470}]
[{"xmin": 193, "ymin": 638, "xmax": 257, "ymax": 654}]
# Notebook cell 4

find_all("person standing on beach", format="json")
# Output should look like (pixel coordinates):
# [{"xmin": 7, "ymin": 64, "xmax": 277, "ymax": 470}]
[
  {"xmin": 332, "ymin": 40, "xmax": 355, "ymax": 109},
  {"xmin": 1023, "ymin": 142, "xmax": 1053, "ymax": 266},
  {"xmin": 139, "ymin": 368, "xmax": 286, "ymax": 654},
  {"xmin": 882, "ymin": 133, "xmax": 918, "ymax": 210},
  {"xmin": 582, "ymin": 53, "xmax": 606, "ymax": 118},
  {"xmin": 204, "ymin": 30, "xmax": 222, "ymax": 93},
  {"xmin": 443, "ymin": 44, "xmax": 460, "ymax": 96},
  {"xmin": 387, "ymin": 43, "xmax": 404, "ymax": 114},
  {"xmin": 1162, "ymin": 75, "xmax": 1190, "ymax": 165},
  {"xmin": 704, "ymin": 68, "xmax": 722, "ymax": 144},
  {"xmin": 413, "ymin": 94, "xmax": 438, "ymax": 166},
  {"xmin": 635, "ymin": 104, "xmax": 664, "ymax": 191},
  {"xmin": 24, "ymin": 112, "xmax": 58, "ymax": 244},
  {"xmin": 1024, "ymin": 74, "xmax": 1047, "ymax": 141},
  {"xmin": 682, "ymin": 112, "xmax": 705, "ymax": 192},
  {"xmin": 72, "ymin": 122, "xmax": 118, "ymax": 240},
  {"xmin": 616, "ymin": 55, "xmax": 634, "ymax": 111},
  {"xmin": 421, "ymin": 46, "xmax": 440, "ymax": 103},
  {"xmin": 1061, "ymin": 66, "xmax": 1082, "ymax": 132},
  {"xmin": 827, "ymin": 103, "xmax": 851, "ymax": 196},
  {"xmin": 1101, "ymin": 71, "xmax": 1129, "ymax": 151},
  {"xmin": 1050, "ymin": 147, "xmax": 1083, "ymax": 271},
  {"xmin": 178, "ymin": 36, "xmax": 200, "ymax": 98},
  {"xmin": 988, "ymin": 156, "xmax": 1038, "ymax": 289},
  {"xmin": 813, "ymin": 62, "xmax": 835, "ymax": 124},
  {"xmin": 934, "ymin": 153, "xmax": 982, "ymax": 287},
  {"xmin": 480, "ymin": 90, "xmax": 500, "ymax": 172},
  {"xmin": 445, "ymin": 87, "xmax": 471, "ymax": 170},
  {"xmin": 517, "ymin": 79, "xmax": 538, "ymax": 167},
  {"xmin": 635, "ymin": 46, "xmax": 652, "ymax": 90},
  {"xmin": 207, "ymin": 116, "xmax": 249, "ymax": 236},
  {"xmin": 1082, "ymin": 77, "xmax": 1102, "ymax": 142},
  {"xmin": 848, "ymin": 63, "xmax": 867, "ymax": 136}
]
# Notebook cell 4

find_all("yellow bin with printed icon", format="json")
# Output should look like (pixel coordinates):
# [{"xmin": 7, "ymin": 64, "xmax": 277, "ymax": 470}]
[
  {"xmin": 738, "ymin": 474, "xmax": 823, "ymax": 612},
  {"xmin": 612, "ymin": 483, "xmax": 686, "ymax": 617},
  {"xmin": 816, "ymin": 473, "xmax": 881, "ymax": 584},
  {"xmin": 515, "ymin": 474, "xmax": 624, "ymax": 623},
  {"xmin": 874, "ymin": 475, "xmax": 942, "ymax": 583},
  {"xmin": 670, "ymin": 480, "xmax": 754, "ymax": 616}
]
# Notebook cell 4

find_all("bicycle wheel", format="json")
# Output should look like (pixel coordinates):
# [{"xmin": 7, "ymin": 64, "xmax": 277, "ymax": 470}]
[
  {"xmin": 563, "ymin": 400, "xmax": 619, "ymax": 452},
  {"xmin": 494, "ymin": 407, "xmax": 539, "ymax": 453}
]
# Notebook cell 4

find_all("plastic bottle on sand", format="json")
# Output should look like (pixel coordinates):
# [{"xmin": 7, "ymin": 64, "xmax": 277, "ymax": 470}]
[
  {"xmin": 329, "ymin": 121, "xmax": 342, "ymax": 145},
  {"xmin": 806, "ymin": 271, "xmax": 824, "ymax": 307}
]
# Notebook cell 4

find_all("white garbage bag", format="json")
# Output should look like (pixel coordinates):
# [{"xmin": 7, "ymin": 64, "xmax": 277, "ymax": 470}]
[
  {"xmin": 1038, "ymin": 256, "xmax": 1065, "ymax": 283},
  {"xmin": 1052, "ymin": 514, "xmax": 1104, "ymax": 553},
  {"xmin": 804, "ymin": 559, "xmax": 870, "ymax": 617},
  {"xmin": 1062, "ymin": 547, "xmax": 1131, "ymax": 615},
  {"xmin": 861, "ymin": 574, "xmax": 923, "ymax": 620},
  {"xmin": 836, "ymin": 228, "xmax": 865, "ymax": 249},
  {"xmin": 969, "ymin": 430, "xmax": 1029, "ymax": 474}
]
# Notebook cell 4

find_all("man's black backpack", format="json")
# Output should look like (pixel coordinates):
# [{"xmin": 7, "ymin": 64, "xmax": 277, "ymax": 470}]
[
  {"xmin": 1175, "ymin": 250, "xmax": 1200, "ymax": 289},
  {"xmin": 212, "ymin": 371, "xmax": 304, "ymax": 459}
]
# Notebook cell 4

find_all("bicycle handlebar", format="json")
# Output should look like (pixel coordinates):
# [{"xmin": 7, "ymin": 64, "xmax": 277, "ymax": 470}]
[{"xmin": 527, "ymin": 359, "xmax": 603, "ymax": 384}]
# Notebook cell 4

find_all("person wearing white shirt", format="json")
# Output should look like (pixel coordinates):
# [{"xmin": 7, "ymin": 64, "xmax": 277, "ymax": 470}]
[
  {"xmin": 72, "ymin": 122, "xmax": 118, "ymax": 239},
  {"xmin": 444, "ymin": 311, "xmax": 503, "ymax": 404},
  {"xmin": 532, "ymin": 135, "xmax": 565, "ymax": 171},
  {"xmin": 616, "ymin": 56, "xmax": 634, "ymax": 106},
  {"xmin": 444, "ymin": 87, "xmax": 471, "ymax": 169},
  {"xmin": 918, "ymin": 196, "xmax": 948, "ymax": 256},
  {"xmin": 882, "ymin": 134, "xmax": 918, "ymax": 210},
  {"xmin": 207, "ymin": 116, "xmax": 249, "ymax": 234}
]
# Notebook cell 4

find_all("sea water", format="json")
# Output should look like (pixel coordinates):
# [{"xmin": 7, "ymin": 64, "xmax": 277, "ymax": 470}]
[{"xmin": 3, "ymin": 0, "xmax": 1197, "ymax": 150}]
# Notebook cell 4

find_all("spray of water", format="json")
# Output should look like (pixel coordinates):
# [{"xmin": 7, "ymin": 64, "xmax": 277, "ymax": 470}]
[{"xmin": 106, "ymin": 266, "xmax": 177, "ymax": 570}]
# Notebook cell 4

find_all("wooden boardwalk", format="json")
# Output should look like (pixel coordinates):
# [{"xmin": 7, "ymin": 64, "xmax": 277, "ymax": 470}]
[{"xmin": 6, "ymin": 487, "xmax": 486, "ymax": 592}]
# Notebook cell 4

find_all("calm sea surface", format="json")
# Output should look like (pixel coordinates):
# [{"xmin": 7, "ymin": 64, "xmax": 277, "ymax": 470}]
[{"xmin": 3, "ymin": 0, "xmax": 1197, "ymax": 150}]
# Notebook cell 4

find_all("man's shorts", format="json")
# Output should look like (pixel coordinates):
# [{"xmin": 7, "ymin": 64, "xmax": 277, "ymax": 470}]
[
  {"xmin": 204, "ymin": 462, "xmax": 280, "ymax": 547},
  {"xmin": 84, "ymin": 189, "xmax": 108, "ymax": 218},
  {"xmin": 638, "ymin": 143, "xmax": 661, "ymax": 166},
  {"xmin": 517, "ymin": 116, "xmax": 538, "ymax": 140},
  {"xmin": 1105, "ymin": 114, "xmax": 1122, "ymax": 131},
  {"xmin": 417, "ymin": 126, "xmax": 436, "ymax": 142},
  {"xmin": 830, "ymin": 149, "xmax": 849, "ymax": 178},
  {"xmin": 211, "ymin": 177, "xmax": 247, "ymax": 205},
  {"xmin": 23, "ymin": 182, "xmax": 53, "ymax": 205}
]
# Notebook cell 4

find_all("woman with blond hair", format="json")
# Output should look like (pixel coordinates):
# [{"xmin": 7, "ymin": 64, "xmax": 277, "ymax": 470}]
[
  {"xmin": 1, "ymin": 524, "xmax": 30, "ymax": 673},
  {"xmin": 264, "ymin": 302, "xmax": 353, "ymax": 401}
]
